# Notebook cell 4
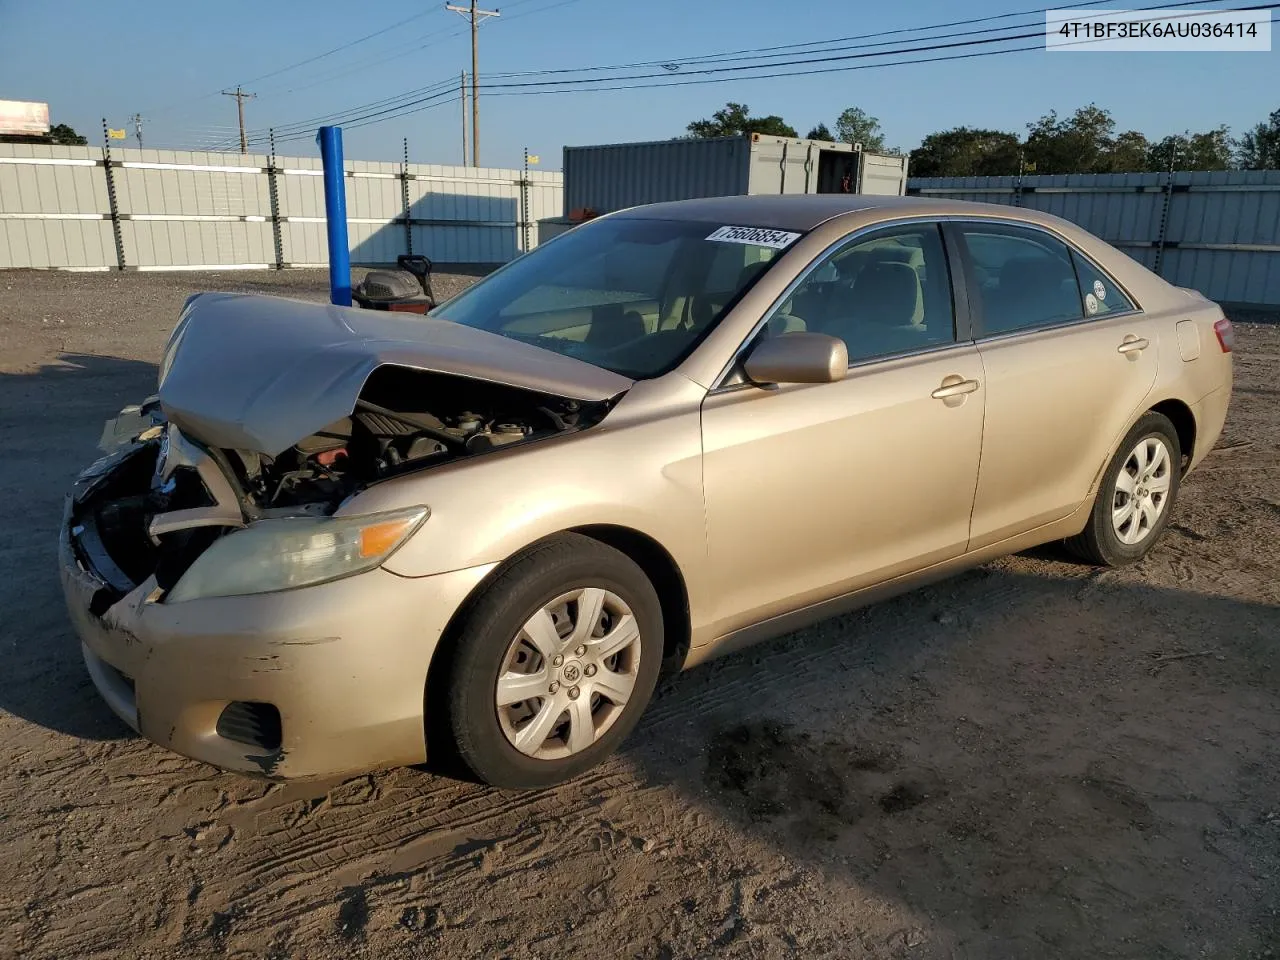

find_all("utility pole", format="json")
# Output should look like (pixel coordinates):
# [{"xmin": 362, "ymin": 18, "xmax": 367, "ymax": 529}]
[
  {"xmin": 131, "ymin": 113, "xmax": 144, "ymax": 148},
  {"xmin": 460, "ymin": 70, "xmax": 468, "ymax": 166},
  {"xmin": 221, "ymin": 85, "xmax": 256, "ymax": 154},
  {"xmin": 446, "ymin": 1, "xmax": 499, "ymax": 167}
]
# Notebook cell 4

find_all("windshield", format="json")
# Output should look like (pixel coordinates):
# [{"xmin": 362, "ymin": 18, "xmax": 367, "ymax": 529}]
[{"xmin": 429, "ymin": 217, "xmax": 799, "ymax": 379}]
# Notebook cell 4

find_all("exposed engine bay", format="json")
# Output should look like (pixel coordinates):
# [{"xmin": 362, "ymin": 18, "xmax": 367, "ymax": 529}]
[
  {"xmin": 76, "ymin": 368, "xmax": 613, "ymax": 603},
  {"xmin": 229, "ymin": 367, "xmax": 607, "ymax": 511}
]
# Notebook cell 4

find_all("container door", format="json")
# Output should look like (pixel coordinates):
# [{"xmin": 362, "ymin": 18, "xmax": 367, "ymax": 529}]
[
  {"xmin": 859, "ymin": 153, "xmax": 910, "ymax": 196},
  {"xmin": 747, "ymin": 138, "xmax": 812, "ymax": 195}
]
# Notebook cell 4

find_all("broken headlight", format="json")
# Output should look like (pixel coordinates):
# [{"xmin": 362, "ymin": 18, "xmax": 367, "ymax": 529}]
[{"xmin": 165, "ymin": 505, "xmax": 429, "ymax": 602}]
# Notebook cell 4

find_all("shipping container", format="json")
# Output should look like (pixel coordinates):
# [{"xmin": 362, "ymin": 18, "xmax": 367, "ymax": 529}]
[{"xmin": 563, "ymin": 134, "xmax": 909, "ymax": 216}]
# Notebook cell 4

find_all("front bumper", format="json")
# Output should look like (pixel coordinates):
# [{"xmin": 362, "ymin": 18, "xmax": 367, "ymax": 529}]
[{"xmin": 59, "ymin": 487, "xmax": 494, "ymax": 781}]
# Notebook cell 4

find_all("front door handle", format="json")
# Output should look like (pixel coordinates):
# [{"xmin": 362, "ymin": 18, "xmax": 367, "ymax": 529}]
[
  {"xmin": 1117, "ymin": 336, "xmax": 1150, "ymax": 354},
  {"xmin": 931, "ymin": 377, "xmax": 981, "ymax": 400}
]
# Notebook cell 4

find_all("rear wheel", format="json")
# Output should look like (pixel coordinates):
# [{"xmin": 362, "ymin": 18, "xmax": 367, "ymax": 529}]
[
  {"xmin": 1066, "ymin": 412, "xmax": 1181, "ymax": 566},
  {"xmin": 445, "ymin": 534, "xmax": 663, "ymax": 789}
]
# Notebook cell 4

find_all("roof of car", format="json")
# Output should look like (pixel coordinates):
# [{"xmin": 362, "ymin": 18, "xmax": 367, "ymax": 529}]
[{"xmin": 611, "ymin": 194, "xmax": 1048, "ymax": 232}]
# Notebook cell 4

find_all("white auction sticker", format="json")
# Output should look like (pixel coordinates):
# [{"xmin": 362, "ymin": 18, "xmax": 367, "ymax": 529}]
[{"xmin": 706, "ymin": 225, "xmax": 801, "ymax": 249}]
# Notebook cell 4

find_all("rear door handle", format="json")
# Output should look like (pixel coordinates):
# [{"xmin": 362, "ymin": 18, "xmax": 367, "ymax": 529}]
[
  {"xmin": 1117, "ymin": 336, "xmax": 1150, "ymax": 354},
  {"xmin": 931, "ymin": 377, "xmax": 981, "ymax": 399}
]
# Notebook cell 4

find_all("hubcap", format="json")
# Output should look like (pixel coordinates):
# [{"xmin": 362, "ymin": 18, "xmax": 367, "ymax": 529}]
[
  {"xmin": 1111, "ymin": 435, "xmax": 1172, "ymax": 545},
  {"xmin": 495, "ymin": 587, "xmax": 642, "ymax": 760}
]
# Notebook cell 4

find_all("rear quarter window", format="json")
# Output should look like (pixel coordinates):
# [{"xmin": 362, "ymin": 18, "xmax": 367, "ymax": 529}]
[{"xmin": 1071, "ymin": 250, "xmax": 1138, "ymax": 317}]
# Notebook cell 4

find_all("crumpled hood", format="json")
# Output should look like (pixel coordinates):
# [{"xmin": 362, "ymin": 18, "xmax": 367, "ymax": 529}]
[{"xmin": 157, "ymin": 292, "xmax": 633, "ymax": 457}]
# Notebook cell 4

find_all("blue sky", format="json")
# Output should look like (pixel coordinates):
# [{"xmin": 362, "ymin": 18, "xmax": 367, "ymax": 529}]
[{"xmin": 0, "ymin": 0, "xmax": 1275, "ymax": 169}]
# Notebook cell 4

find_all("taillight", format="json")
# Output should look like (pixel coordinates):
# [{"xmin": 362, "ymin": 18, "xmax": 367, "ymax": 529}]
[{"xmin": 1213, "ymin": 317, "xmax": 1234, "ymax": 353}]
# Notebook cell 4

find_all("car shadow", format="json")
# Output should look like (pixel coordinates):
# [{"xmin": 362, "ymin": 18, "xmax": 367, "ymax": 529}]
[
  {"xmin": 615, "ymin": 566, "xmax": 1280, "ymax": 956},
  {"xmin": 0, "ymin": 353, "xmax": 159, "ymax": 741},
  {"xmin": 193, "ymin": 564, "xmax": 1278, "ymax": 958}
]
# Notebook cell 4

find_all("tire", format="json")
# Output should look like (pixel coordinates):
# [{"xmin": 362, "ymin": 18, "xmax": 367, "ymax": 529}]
[
  {"xmin": 444, "ymin": 533, "xmax": 664, "ymax": 789},
  {"xmin": 1066, "ymin": 411, "xmax": 1182, "ymax": 566}
]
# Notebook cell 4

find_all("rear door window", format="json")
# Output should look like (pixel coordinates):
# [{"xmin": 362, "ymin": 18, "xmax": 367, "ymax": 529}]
[{"xmin": 957, "ymin": 225, "xmax": 1083, "ymax": 336}]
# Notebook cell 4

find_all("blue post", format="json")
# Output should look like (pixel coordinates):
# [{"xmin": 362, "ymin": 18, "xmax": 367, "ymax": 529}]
[{"xmin": 316, "ymin": 125, "xmax": 351, "ymax": 306}]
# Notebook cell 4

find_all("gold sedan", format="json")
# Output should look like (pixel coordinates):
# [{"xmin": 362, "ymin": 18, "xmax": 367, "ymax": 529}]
[{"xmin": 60, "ymin": 195, "xmax": 1234, "ymax": 788}]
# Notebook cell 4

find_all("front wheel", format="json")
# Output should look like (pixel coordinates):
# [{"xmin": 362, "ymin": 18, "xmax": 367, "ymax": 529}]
[
  {"xmin": 1066, "ymin": 411, "xmax": 1182, "ymax": 566},
  {"xmin": 444, "ymin": 534, "xmax": 664, "ymax": 789}
]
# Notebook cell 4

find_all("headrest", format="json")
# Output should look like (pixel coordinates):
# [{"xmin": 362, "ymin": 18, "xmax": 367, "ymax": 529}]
[
  {"xmin": 851, "ymin": 261, "xmax": 920, "ymax": 327},
  {"xmin": 999, "ymin": 256, "xmax": 1072, "ymax": 295}
]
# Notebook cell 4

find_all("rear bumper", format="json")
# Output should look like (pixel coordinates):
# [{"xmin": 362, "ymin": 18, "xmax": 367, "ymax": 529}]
[
  {"xmin": 1188, "ymin": 383, "xmax": 1231, "ymax": 473},
  {"xmin": 59, "ymin": 492, "xmax": 494, "ymax": 780}
]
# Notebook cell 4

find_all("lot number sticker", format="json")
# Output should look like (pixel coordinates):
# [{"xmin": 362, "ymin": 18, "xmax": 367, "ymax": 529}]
[{"xmin": 706, "ymin": 225, "xmax": 801, "ymax": 249}]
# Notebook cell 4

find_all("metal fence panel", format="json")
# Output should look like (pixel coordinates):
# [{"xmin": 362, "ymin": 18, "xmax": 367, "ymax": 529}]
[
  {"xmin": 279, "ymin": 221, "xmax": 328, "ymax": 267},
  {"xmin": 1, "ymin": 142, "xmax": 562, "ymax": 270},
  {"xmin": 0, "ymin": 217, "xmax": 116, "ymax": 269},
  {"xmin": 908, "ymin": 170, "xmax": 1280, "ymax": 306}
]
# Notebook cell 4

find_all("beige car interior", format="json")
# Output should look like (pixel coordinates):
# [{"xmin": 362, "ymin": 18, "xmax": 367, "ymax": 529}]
[
  {"xmin": 501, "ymin": 239, "xmax": 787, "ymax": 372},
  {"xmin": 767, "ymin": 232, "xmax": 953, "ymax": 360}
]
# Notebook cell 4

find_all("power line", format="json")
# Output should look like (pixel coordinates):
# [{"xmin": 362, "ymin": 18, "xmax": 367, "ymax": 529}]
[
  {"xmin": 247, "ymin": 78, "xmax": 459, "ymax": 138},
  {"xmin": 205, "ymin": 1, "xmax": 1272, "ymax": 149},
  {"xmin": 269, "ymin": 93, "xmax": 464, "ymax": 145},
  {"xmin": 485, "ymin": 0, "xmax": 1116, "ymax": 78},
  {"xmin": 235, "ymin": 9, "xmax": 443, "ymax": 88},
  {"xmin": 480, "ymin": 0, "xmax": 1253, "ymax": 91},
  {"xmin": 499, "ymin": 0, "xmax": 592, "ymax": 22},
  {"xmin": 139, "ymin": 9, "xmax": 447, "ymax": 117},
  {"xmin": 226, "ymin": 1, "xmax": 1084, "ymax": 143},
  {"xmin": 256, "ymin": 24, "xmax": 469, "ymax": 98},
  {"xmin": 257, "ymin": 0, "xmax": 577, "ymax": 99}
]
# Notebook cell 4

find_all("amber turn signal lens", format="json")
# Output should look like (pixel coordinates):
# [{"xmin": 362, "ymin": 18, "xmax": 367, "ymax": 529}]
[{"xmin": 359, "ymin": 518, "xmax": 418, "ymax": 558}]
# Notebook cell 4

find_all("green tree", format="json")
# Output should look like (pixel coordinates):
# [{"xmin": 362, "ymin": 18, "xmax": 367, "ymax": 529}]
[
  {"xmin": 1024, "ymin": 104, "xmax": 1116, "ymax": 174},
  {"xmin": 1104, "ymin": 130, "xmax": 1151, "ymax": 172},
  {"xmin": 49, "ymin": 123, "xmax": 87, "ymax": 145},
  {"xmin": 1148, "ymin": 127, "xmax": 1233, "ymax": 171},
  {"xmin": 908, "ymin": 127, "xmax": 1022, "ymax": 177},
  {"xmin": 805, "ymin": 122, "xmax": 833, "ymax": 141},
  {"xmin": 686, "ymin": 102, "xmax": 797, "ymax": 139},
  {"xmin": 0, "ymin": 121, "xmax": 87, "ymax": 146},
  {"xmin": 834, "ymin": 106, "xmax": 886, "ymax": 151},
  {"xmin": 1235, "ymin": 108, "xmax": 1280, "ymax": 169}
]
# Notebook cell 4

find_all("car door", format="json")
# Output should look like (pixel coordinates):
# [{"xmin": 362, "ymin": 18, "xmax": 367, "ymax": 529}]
[
  {"xmin": 699, "ymin": 222, "xmax": 985, "ymax": 638},
  {"xmin": 952, "ymin": 220, "xmax": 1159, "ymax": 550}
]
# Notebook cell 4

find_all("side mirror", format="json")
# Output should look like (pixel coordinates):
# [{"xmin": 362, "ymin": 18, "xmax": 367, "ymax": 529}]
[{"xmin": 742, "ymin": 332, "xmax": 848, "ymax": 385}]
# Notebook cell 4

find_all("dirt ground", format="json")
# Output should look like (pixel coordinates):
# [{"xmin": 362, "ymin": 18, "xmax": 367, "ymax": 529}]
[{"xmin": 1, "ymin": 268, "xmax": 1277, "ymax": 960}]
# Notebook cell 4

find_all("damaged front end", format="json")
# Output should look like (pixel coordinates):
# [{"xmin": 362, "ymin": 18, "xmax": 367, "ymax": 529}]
[
  {"xmin": 59, "ymin": 291, "xmax": 628, "ymax": 774},
  {"xmin": 60, "ymin": 367, "xmax": 614, "ymax": 776},
  {"xmin": 69, "ymin": 367, "xmax": 613, "ymax": 614}
]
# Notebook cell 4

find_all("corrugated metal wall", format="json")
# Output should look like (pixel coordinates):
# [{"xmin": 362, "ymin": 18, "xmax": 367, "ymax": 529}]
[
  {"xmin": 0, "ymin": 143, "xmax": 563, "ymax": 270},
  {"xmin": 908, "ymin": 170, "xmax": 1280, "ymax": 307},
  {"xmin": 564, "ymin": 136, "xmax": 909, "ymax": 215},
  {"xmin": 564, "ymin": 137, "xmax": 752, "ymax": 215}
]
